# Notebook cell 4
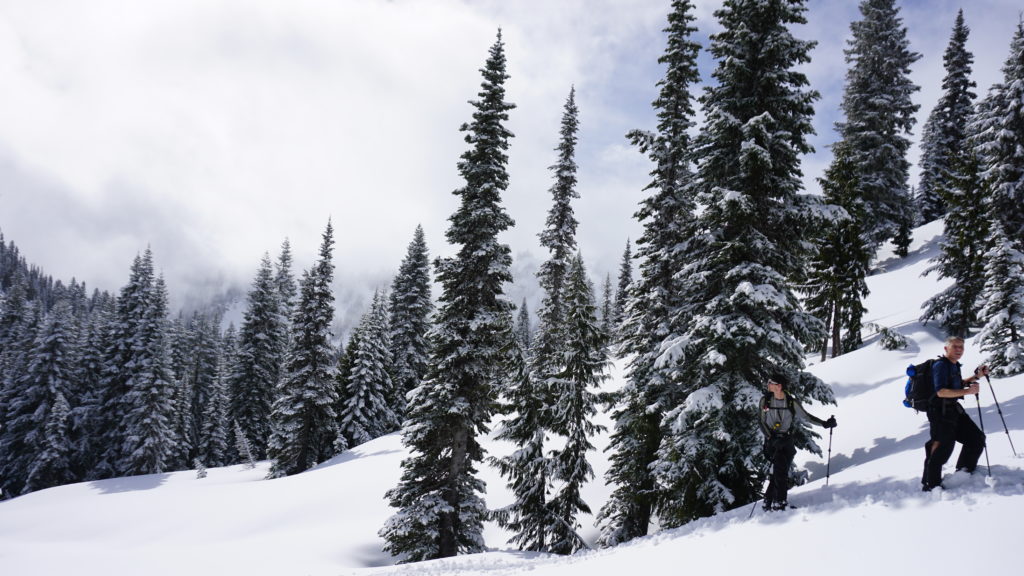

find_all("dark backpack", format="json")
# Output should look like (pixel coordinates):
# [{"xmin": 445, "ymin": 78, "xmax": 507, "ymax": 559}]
[{"xmin": 903, "ymin": 356, "xmax": 945, "ymax": 411}]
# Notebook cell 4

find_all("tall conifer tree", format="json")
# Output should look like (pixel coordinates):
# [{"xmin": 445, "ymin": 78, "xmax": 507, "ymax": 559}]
[
  {"xmin": 651, "ymin": 0, "xmax": 832, "ymax": 526},
  {"xmin": 805, "ymin": 142, "xmax": 872, "ymax": 358},
  {"xmin": 230, "ymin": 254, "xmax": 285, "ymax": 459},
  {"xmin": 267, "ymin": 221, "xmax": 340, "ymax": 478},
  {"xmin": 388, "ymin": 225, "xmax": 432, "ymax": 417},
  {"xmin": 837, "ymin": 0, "xmax": 921, "ymax": 256},
  {"xmin": 120, "ymin": 275, "xmax": 178, "ymax": 476},
  {"xmin": 916, "ymin": 10, "xmax": 976, "ymax": 223},
  {"xmin": 381, "ymin": 31, "xmax": 515, "ymax": 562},
  {"xmin": 546, "ymin": 253, "xmax": 606, "ymax": 554},
  {"xmin": 338, "ymin": 290, "xmax": 397, "ymax": 446},
  {"xmin": 598, "ymin": 0, "xmax": 699, "ymax": 546}
]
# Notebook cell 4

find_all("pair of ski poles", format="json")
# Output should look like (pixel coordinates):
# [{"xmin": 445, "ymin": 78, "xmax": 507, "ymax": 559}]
[{"xmin": 973, "ymin": 374, "xmax": 1018, "ymax": 476}]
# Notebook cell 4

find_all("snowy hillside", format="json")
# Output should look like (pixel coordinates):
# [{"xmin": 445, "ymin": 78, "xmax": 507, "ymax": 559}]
[{"xmin": 2, "ymin": 220, "xmax": 1023, "ymax": 576}]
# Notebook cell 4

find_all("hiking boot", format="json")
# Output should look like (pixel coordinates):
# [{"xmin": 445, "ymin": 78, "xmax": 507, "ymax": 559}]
[
  {"xmin": 922, "ymin": 482, "xmax": 944, "ymax": 492},
  {"xmin": 762, "ymin": 500, "xmax": 773, "ymax": 511},
  {"xmin": 772, "ymin": 500, "xmax": 788, "ymax": 511}
]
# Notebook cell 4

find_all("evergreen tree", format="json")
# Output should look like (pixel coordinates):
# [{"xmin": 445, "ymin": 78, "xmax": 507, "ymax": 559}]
[
  {"xmin": 546, "ymin": 254, "xmax": 607, "ymax": 555},
  {"xmin": 388, "ymin": 225, "xmax": 433, "ymax": 417},
  {"xmin": 339, "ymin": 290, "xmax": 397, "ymax": 446},
  {"xmin": 71, "ymin": 291, "xmax": 114, "ymax": 479},
  {"xmin": 836, "ymin": 0, "xmax": 921, "ymax": 256},
  {"xmin": 531, "ymin": 87, "xmax": 582, "ymax": 394},
  {"xmin": 805, "ymin": 142, "xmax": 872, "ymax": 358},
  {"xmin": 93, "ymin": 251, "xmax": 157, "ymax": 479},
  {"xmin": 490, "ymin": 323, "xmax": 550, "ymax": 552},
  {"xmin": 177, "ymin": 311, "xmax": 220, "ymax": 467},
  {"xmin": 978, "ymin": 22, "xmax": 1024, "ymax": 242},
  {"xmin": 381, "ymin": 31, "xmax": 515, "ymax": 562},
  {"xmin": 600, "ymin": 273, "xmax": 614, "ymax": 344},
  {"xmin": 916, "ymin": 10, "xmax": 977, "ymax": 223},
  {"xmin": 234, "ymin": 419, "xmax": 256, "ymax": 469},
  {"xmin": 612, "ymin": 239, "xmax": 632, "ymax": 331},
  {"xmin": 977, "ymin": 222, "xmax": 1024, "ymax": 375},
  {"xmin": 598, "ymin": 0, "xmax": 700, "ymax": 546},
  {"xmin": 230, "ymin": 254, "xmax": 286, "ymax": 459},
  {"xmin": 202, "ymin": 324, "xmax": 234, "ymax": 467},
  {"xmin": 514, "ymin": 298, "xmax": 531, "ymax": 352},
  {"xmin": 651, "ymin": 0, "xmax": 832, "ymax": 526},
  {"xmin": 275, "ymin": 238, "xmax": 297, "ymax": 324},
  {"xmin": 120, "ymin": 275, "xmax": 178, "ymax": 476},
  {"xmin": 25, "ymin": 391, "xmax": 74, "ymax": 492},
  {"xmin": 1, "ymin": 300, "xmax": 71, "ymax": 496},
  {"xmin": 976, "ymin": 22, "xmax": 1024, "ymax": 374},
  {"xmin": 920, "ymin": 145, "xmax": 988, "ymax": 337},
  {"xmin": 267, "ymin": 221, "xmax": 340, "ymax": 478}
]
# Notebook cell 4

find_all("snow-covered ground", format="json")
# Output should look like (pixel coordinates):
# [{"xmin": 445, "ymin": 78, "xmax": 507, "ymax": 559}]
[{"xmin": 2, "ymin": 219, "xmax": 1022, "ymax": 576}]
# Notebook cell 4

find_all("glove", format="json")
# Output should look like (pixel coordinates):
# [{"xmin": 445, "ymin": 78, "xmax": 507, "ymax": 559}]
[{"xmin": 824, "ymin": 416, "xmax": 837, "ymax": 429}]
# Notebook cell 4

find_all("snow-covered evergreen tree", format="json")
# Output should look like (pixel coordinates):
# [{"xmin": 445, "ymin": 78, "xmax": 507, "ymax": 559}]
[
  {"xmin": 977, "ymin": 222, "xmax": 1024, "ymax": 375},
  {"xmin": 93, "ymin": 251, "xmax": 157, "ymax": 479},
  {"xmin": 545, "ymin": 254, "xmax": 607, "ymax": 555},
  {"xmin": 805, "ymin": 142, "xmax": 872, "ymax": 358},
  {"xmin": 230, "ymin": 253, "xmax": 286, "ymax": 460},
  {"xmin": 120, "ymin": 274, "xmax": 178, "ymax": 476},
  {"xmin": 201, "ymin": 324, "xmax": 234, "ymax": 467},
  {"xmin": 612, "ymin": 239, "xmax": 632, "ymax": 332},
  {"xmin": 233, "ymin": 419, "xmax": 256, "ymax": 469},
  {"xmin": 387, "ymin": 225, "xmax": 432, "ymax": 417},
  {"xmin": 975, "ymin": 22, "xmax": 1024, "ymax": 374},
  {"xmin": 836, "ymin": 0, "xmax": 921, "ymax": 256},
  {"xmin": 600, "ymin": 273, "xmax": 614, "ymax": 344},
  {"xmin": 175, "ymin": 311, "xmax": 220, "ymax": 468},
  {"xmin": 514, "ymin": 298, "xmax": 531, "ymax": 352},
  {"xmin": 25, "ymin": 391, "xmax": 74, "ymax": 492},
  {"xmin": 916, "ymin": 10, "xmax": 976, "ymax": 223},
  {"xmin": 651, "ymin": 0, "xmax": 832, "ymax": 527},
  {"xmin": 339, "ymin": 290, "xmax": 397, "ymax": 447},
  {"xmin": 920, "ymin": 146, "xmax": 988, "ymax": 338},
  {"xmin": 489, "ymin": 324, "xmax": 550, "ymax": 551},
  {"xmin": 531, "ymin": 87, "xmax": 581, "ymax": 385},
  {"xmin": 598, "ymin": 0, "xmax": 700, "ymax": 546},
  {"xmin": 267, "ymin": 221, "xmax": 340, "ymax": 478},
  {"xmin": 71, "ymin": 290, "xmax": 114, "ymax": 479},
  {"xmin": 275, "ymin": 238, "xmax": 297, "ymax": 326},
  {"xmin": 978, "ymin": 22, "xmax": 1024, "ymax": 243},
  {"xmin": 381, "ymin": 31, "xmax": 515, "ymax": 562},
  {"xmin": 2, "ymin": 299, "xmax": 74, "ymax": 496}
]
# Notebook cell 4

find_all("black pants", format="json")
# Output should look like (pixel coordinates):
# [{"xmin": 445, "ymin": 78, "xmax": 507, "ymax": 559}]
[
  {"xmin": 924, "ymin": 400, "xmax": 986, "ymax": 487},
  {"xmin": 765, "ymin": 434, "xmax": 796, "ymax": 504}
]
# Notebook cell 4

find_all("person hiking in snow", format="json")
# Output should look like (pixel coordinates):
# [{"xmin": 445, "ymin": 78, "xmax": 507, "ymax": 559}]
[
  {"xmin": 922, "ymin": 336, "xmax": 989, "ymax": 491},
  {"xmin": 759, "ymin": 373, "xmax": 836, "ymax": 511}
]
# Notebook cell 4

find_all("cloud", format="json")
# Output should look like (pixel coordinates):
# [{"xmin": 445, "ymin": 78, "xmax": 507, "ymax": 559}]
[{"xmin": 0, "ymin": 0, "xmax": 1021, "ymax": 317}]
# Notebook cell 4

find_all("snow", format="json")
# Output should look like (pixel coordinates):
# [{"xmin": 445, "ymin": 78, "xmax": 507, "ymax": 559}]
[{"xmin": 3, "ymin": 220, "xmax": 1024, "ymax": 575}]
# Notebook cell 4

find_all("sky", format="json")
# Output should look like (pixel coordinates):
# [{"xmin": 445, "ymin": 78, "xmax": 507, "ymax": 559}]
[
  {"xmin": 2, "ymin": 218, "xmax": 1024, "ymax": 576},
  {"xmin": 0, "ymin": 0, "xmax": 1022, "ymax": 323}
]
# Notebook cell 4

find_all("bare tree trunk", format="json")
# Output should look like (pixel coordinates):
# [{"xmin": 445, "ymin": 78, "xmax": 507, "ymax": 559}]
[{"xmin": 830, "ymin": 302, "xmax": 842, "ymax": 359}]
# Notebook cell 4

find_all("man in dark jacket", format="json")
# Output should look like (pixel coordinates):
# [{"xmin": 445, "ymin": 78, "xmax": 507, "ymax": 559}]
[
  {"xmin": 759, "ymin": 373, "xmax": 836, "ymax": 511},
  {"xmin": 922, "ymin": 336, "xmax": 989, "ymax": 491}
]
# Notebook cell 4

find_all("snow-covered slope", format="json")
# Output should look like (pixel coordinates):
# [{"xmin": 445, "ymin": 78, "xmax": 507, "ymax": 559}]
[{"xmin": 2, "ymin": 220, "xmax": 1023, "ymax": 576}]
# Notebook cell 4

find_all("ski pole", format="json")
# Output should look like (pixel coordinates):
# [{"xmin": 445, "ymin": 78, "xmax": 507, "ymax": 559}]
[
  {"xmin": 974, "ymin": 394, "xmax": 991, "ymax": 477},
  {"xmin": 748, "ymin": 459, "xmax": 773, "ymax": 519},
  {"xmin": 826, "ymin": 416, "xmax": 834, "ymax": 487},
  {"xmin": 985, "ymin": 375, "xmax": 1018, "ymax": 457}
]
